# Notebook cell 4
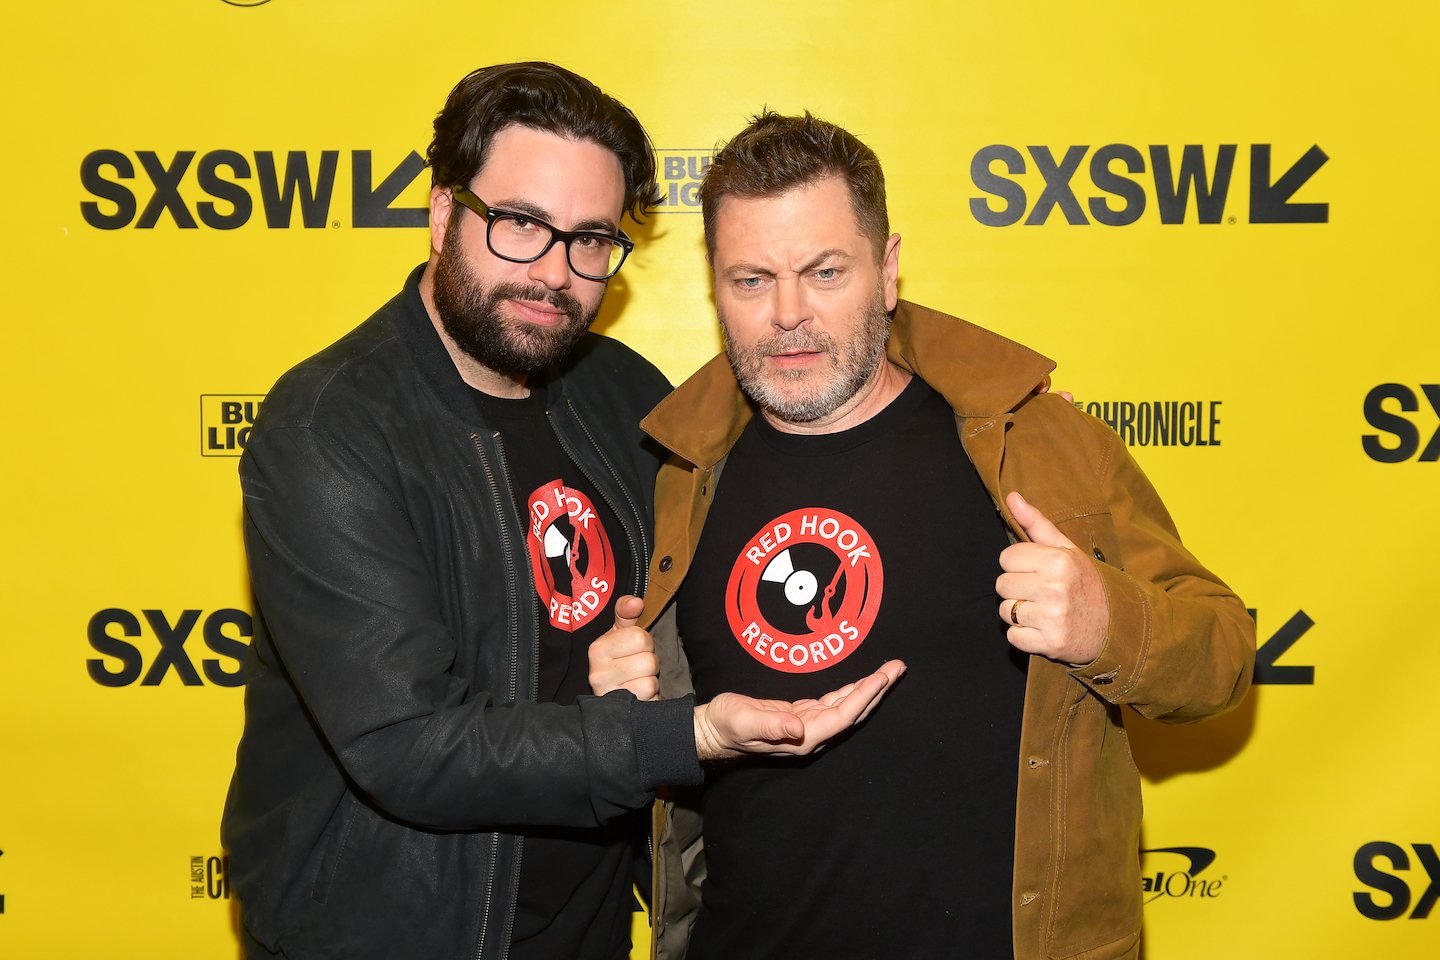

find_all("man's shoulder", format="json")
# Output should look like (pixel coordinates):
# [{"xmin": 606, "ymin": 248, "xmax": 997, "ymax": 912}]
[
  {"xmin": 555, "ymin": 331, "xmax": 672, "ymax": 415},
  {"xmin": 256, "ymin": 288, "xmax": 415, "ymax": 434}
]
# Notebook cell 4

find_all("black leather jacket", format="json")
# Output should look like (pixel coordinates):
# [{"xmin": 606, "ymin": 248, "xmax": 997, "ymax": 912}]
[{"xmin": 222, "ymin": 266, "xmax": 698, "ymax": 960}]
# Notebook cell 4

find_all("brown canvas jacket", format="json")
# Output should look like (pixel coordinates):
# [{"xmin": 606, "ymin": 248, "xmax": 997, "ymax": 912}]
[{"xmin": 637, "ymin": 300, "xmax": 1255, "ymax": 960}]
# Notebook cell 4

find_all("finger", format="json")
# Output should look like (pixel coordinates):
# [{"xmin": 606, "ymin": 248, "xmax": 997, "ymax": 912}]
[
  {"xmin": 1005, "ymin": 623, "xmax": 1050, "ymax": 657},
  {"xmin": 809, "ymin": 671, "xmax": 891, "ymax": 739},
  {"xmin": 1058, "ymin": 390, "xmax": 1074, "ymax": 403},
  {"xmin": 612, "ymin": 651, "xmax": 659, "ymax": 680},
  {"xmin": 875, "ymin": 659, "xmax": 906, "ymax": 683},
  {"xmin": 853, "ymin": 661, "xmax": 905, "ymax": 722},
  {"xmin": 995, "ymin": 571, "xmax": 1044, "ymax": 602},
  {"xmin": 816, "ymin": 681, "xmax": 859, "ymax": 708},
  {"xmin": 588, "ymin": 628, "xmax": 651, "ymax": 664},
  {"xmin": 1006, "ymin": 492, "xmax": 1076, "ymax": 550},
  {"xmin": 998, "ymin": 542, "xmax": 1056, "ymax": 574},
  {"xmin": 621, "ymin": 677, "xmax": 659, "ymax": 701},
  {"xmin": 814, "ymin": 660, "xmax": 906, "ymax": 714},
  {"xmin": 999, "ymin": 597, "xmax": 1033, "ymax": 627},
  {"xmin": 613, "ymin": 594, "xmax": 644, "ymax": 629},
  {"xmin": 738, "ymin": 704, "xmax": 804, "ymax": 743}
]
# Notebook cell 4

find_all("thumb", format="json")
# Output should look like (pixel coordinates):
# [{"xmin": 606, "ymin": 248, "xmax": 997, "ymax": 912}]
[
  {"xmin": 1007, "ymin": 492, "xmax": 1075, "ymax": 549},
  {"xmin": 613, "ymin": 594, "xmax": 644, "ymax": 629},
  {"xmin": 754, "ymin": 707, "xmax": 804, "ymax": 742}
]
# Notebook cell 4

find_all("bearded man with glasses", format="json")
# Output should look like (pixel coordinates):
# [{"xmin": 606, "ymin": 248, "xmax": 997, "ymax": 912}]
[{"xmin": 223, "ymin": 64, "xmax": 901, "ymax": 960}]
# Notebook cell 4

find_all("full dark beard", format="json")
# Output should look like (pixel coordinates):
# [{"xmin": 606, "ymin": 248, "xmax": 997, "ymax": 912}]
[
  {"xmin": 723, "ymin": 287, "xmax": 890, "ymax": 423},
  {"xmin": 432, "ymin": 231, "xmax": 599, "ymax": 377}
]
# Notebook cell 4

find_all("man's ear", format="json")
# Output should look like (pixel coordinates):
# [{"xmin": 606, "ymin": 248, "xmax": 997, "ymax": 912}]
[
  {"xmin": 429, "ymin": 186, "xmax": 452, "ymax": 256},
  {"xmin": 882, "ymin": 233, "xmax": 901, "ymax": 312}
]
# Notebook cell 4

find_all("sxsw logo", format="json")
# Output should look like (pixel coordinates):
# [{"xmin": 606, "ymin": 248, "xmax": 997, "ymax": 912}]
[
  {"xmin": 1353, "ymin": 842, "xmax": 1439, "ymax": 920},
  {"xmin": 1361, "ymin": 384, "xmax": 1440, "ymax": 463},
  {"xmin": 80, "ymin": 149, "xmax": 429, "ymax": 230},
  {"xmin": 201, "ymin": 394, "xmax": 264, "ymax": 456},
  {"xmin": 653, "ymin": 149, "xmax": 711, "ymax": 213},
  {"xmin": 1141, "ymin": 847, "xmax": 1224, "ymax": 903},
  {"xmin": 81, "ymin": 147, "xmax": 717, "ymax": 228},
  {"xmin": 87, "ymin": 608, "xmax": 251, "ymax": 687},
  {"xmin": 970, "ymin": 143, "xmax": 1327, "ymax": 226}
]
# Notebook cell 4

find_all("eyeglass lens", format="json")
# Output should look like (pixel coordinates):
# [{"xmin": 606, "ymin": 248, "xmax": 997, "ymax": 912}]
[{"xmin": 489, "ymin": 215, "xmax": 625, "ymax": 279}]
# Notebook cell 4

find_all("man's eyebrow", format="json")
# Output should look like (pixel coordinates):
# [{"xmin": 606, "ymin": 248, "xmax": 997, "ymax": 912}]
[
  {"xmin": 488, "ymin": 198, "xmax": 618, "ymax": 235},
  {"xmin": 797, "ymin": 248, "xmax": 852, "ymax": 272},
  {"xmin": 720, "ymin": 260, "xmax": 774, "ymax": 279},
  {"xmin": 721, "ymin": 248, "xmax": 853, "ymax": 278}
]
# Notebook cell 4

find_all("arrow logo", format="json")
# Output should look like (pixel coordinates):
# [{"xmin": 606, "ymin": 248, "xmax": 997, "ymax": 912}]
[
  {"xmin": 1250, "ymin": 609, "xmax": 1316, "ymax": 684},
  {"xmin": 1249, "ymin": 145, "xmax": 1329, "ymax": 223}
]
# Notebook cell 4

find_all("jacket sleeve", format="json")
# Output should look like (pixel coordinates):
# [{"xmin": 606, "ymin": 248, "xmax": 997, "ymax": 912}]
[
  {"xmin": 1067, "ymin": 425, "xmax": 1256, "ymax": 722},
  {"xmin": 240, "ymin": 423, "xmax": 697, "ymax": 831}
]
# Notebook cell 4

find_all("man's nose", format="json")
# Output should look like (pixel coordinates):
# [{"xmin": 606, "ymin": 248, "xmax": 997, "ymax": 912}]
[
  {"xmin": 773, "ymin": 277, "xmax": 808, "ymax": 331},
  {"xmin": 527, "ymin": 240, "xmax": 573, "ymax": 291}
]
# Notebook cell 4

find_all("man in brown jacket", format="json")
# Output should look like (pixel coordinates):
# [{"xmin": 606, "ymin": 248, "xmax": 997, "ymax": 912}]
[{"xmin": 590, "ymin": 112, "xmax": 1254, "ymax": 960}]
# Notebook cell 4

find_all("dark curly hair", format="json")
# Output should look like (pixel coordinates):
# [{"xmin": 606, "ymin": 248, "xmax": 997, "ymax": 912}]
[{"xmin": 427, "ymin": 62, "xmax": 657, "ymax": 223}]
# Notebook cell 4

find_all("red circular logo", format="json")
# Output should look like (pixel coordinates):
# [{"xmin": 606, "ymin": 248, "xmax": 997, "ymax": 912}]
[
  {"xmin": 725, "ymin": 507, "xmax": 884, "ymax": 673},
  {"xmin": 526, "ymin": 479, "xmax": 616, "ymax": 631}
]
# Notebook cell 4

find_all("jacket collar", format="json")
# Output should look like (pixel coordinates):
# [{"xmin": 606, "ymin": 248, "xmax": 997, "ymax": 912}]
[
  {"xmin": 395, "ymin": 262, "xmax": 489, "ymax": 430},
  {"xmin": 641, "ymin": 299, "xmax": 1056, "ymax": 467}
]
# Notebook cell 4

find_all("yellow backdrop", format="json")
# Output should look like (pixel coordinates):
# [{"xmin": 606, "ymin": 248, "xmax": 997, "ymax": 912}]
[{"xmin": 2, "ymin": 1, "xmax": 1437, "ymax": 957}]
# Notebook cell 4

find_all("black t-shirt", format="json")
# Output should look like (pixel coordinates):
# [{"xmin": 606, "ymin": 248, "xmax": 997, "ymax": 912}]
[
  {"xmin": 677, "ymin": 376, "xmax": 1028, "ymax": 960},
  {"xmin": 470, "ymin": 382, "xmax": 638, "ymax": 960}
]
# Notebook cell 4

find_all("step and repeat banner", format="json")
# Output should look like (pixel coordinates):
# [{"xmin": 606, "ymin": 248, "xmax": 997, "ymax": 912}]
[{"xmin": 2, "ymin": 1, "xmax": 1435, "ymax": 957}]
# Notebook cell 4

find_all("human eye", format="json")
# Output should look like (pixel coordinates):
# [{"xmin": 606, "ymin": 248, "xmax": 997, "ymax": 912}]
[
  {"xmin": 736, "ymin": 276, "xmax": 765, "ymax": 290},
  {"xmin": 814, "ymin": 267, "xmax": 839, "ymax": 281},
  {"xmin": 572, "ymin": 234, "xmax": 603, "ymax": 251},
  {"xmin": 498, "ymin": 214, "xmax": 541, "ymax": 236}
]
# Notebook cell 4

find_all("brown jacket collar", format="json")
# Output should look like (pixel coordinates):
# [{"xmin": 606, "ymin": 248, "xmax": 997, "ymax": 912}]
[{"xmin": 641, "ymin": 299, "xmax": 1057, "ymax": 464}]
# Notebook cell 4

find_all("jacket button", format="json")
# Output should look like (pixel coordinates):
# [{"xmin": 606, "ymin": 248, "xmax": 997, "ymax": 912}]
[
  {"xmin": 658, "ymin": 556, "xmax": 673, "ymax": 572},
  {"xmin": 1092, "ymin": 546, "xmax": 1106, "ymax": 563}
]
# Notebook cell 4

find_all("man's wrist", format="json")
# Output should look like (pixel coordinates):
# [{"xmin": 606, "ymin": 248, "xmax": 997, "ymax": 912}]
[{"xmin": 692, "ymin": 700, "xmax": 735, "ymax": 763}]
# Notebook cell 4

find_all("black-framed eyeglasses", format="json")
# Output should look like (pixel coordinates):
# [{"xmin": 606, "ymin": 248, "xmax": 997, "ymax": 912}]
[{"xmin": 450, "ymin": 184, "xmax": 634, "ymax": 281}]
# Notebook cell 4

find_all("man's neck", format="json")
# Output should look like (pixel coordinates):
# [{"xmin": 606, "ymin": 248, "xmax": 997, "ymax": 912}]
[
  {"xmin": 761, "ymin": 359, "xmax": 913, "ymax": 436},
  {"xmin": 418, "ymin": 256, "xmax": 531, "ymax": 399}
]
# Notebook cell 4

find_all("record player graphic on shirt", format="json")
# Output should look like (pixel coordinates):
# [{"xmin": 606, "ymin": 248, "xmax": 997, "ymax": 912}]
[
  {"xmin": 526, "ymin": 479, "xmax": 616, "ymax": 631},
  {"xmin": 725, "ymin": 507, "xmax": 884, "ymax": 673}
]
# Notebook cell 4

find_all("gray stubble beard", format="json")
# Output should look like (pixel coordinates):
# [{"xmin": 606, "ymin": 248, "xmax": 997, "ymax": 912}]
[{"xmin": 722, "ymin": 286, "xmax": 891, "ymax": 424}]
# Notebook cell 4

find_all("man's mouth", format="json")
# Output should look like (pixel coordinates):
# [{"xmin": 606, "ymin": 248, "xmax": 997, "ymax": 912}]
[
  {"xmin": 507, "ymin": 298, "xmax": 568, "ymax": 327},
  {"xmin": 767, "ymin": 349, "xmax": 825, "ymax": 367}
]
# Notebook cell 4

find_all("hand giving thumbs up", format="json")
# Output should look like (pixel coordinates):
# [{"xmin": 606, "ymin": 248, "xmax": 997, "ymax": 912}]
[
  {"xmin": 588, "ymin": 595, "xmax": 661, "ymax": 700},
  {"xmin": 996, "ymin": 492, "xmax": 1110, "ymax": 666}
]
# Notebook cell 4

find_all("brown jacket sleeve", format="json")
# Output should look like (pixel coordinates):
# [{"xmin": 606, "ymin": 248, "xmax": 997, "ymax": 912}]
[{"xmin": 1067, "ymin": 419, "xmax": 1256, "ymax": 721}]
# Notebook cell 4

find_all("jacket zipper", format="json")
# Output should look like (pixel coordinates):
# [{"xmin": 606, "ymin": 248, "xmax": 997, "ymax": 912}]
[
  {"xmin": 492, "ymin": 434, "xmax": 542, "ymax": 702},
  {"xmin": 474, "ymin": 838, "xmax": 501, "ymax": 960},
  {"xmin": 552, "ymin": 401, "xmax": 648, "ymax": 595},
  {"xmin": 470, "ymin": 432, "xmax": 531, "ymax": 960},
  {"xmin": 471, "ymin": 433, "xmax": 523, "ymax": 702}
]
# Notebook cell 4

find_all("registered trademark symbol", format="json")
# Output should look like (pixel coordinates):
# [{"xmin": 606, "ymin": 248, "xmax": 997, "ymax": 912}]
[
  {"xmin": 332, "ymin": 220, "xmax": 341, "ymax": 229},
  {"xmin": 1227, "ymin": 215, "xmax": 1237, "ymax": 224}
]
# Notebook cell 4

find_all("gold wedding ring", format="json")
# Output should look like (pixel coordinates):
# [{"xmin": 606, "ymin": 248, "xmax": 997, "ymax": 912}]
[{"xmin": 1011, "ymin": 598, "xmax": 1027, "ymax": 625}]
